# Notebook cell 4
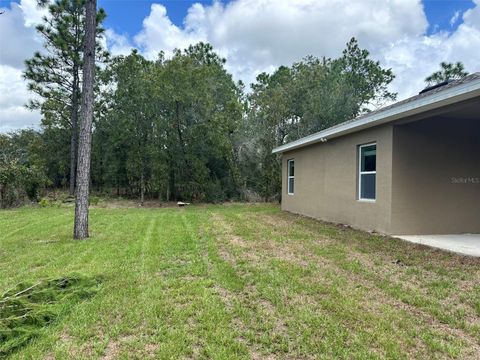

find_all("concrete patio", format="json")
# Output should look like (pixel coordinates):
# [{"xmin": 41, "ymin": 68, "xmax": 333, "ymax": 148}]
[{"xmin": 395, "ymin": 234, "xmax": 480, "ymax": 257}]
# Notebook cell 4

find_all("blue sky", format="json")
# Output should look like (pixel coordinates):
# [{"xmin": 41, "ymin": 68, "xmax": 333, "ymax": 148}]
[
  {"xmin": 98, "ymin": 0, "xmax": 215, "ymax": 35},
  {"xmin": 423, "ymin": 0, "xmax": 475, "ymax": 33},
  {"xmin": 94, "ymin": 0, "xmax": 476, "ymax": 36}
]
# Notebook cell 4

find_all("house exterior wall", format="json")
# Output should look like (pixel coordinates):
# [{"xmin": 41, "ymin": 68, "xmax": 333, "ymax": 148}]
[
  {"xmin": 390, "ymin": 117, "xmax": 480, "ymax": 234},
  {"xmin": 281, "ymin": 115, "xmax": 480, "ymax": 235},
  {"xmin": 281, "ymin": 125, "xmax": 394, "ymax": 233}
]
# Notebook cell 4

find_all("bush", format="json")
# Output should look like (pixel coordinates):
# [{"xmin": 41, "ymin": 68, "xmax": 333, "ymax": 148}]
[
  {"xmin": 204, "ymin": 179, "xmax": 226, "ymax": 203},
  {"xmin": 89, "ymin": 196, "xmax": 101, "ymax": 206},
  {"xmin": 0, "ymin": 161, "xmax": 49, "ymax": 209},
  {"xmin": 38, "ymin": 198, "xmax": 50, "ymax": 208},
  {"xmin": 58, "ymin": 193, "xmax": 69, "ymax": 203}
]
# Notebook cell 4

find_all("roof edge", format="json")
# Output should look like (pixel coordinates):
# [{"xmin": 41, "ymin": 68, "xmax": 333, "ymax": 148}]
[{"xmin": 272, "ymin": 76, "xmax": 480, "ymax": 154}]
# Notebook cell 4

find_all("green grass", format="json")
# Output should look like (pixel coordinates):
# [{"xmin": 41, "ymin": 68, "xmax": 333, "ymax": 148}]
[{"xmin": 0, "ymin": 203, "xmax": 479, "ymax": 359}]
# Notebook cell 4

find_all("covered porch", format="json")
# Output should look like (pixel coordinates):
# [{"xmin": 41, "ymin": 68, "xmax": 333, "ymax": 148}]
[{"xmin": 390, "ymin": 98, "xmax": 480, "ymax": 238}]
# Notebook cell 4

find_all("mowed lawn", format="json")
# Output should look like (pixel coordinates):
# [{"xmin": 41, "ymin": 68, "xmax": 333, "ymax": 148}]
[{"xmin": 1, "ymin": 204, "xmax": 479, "ymax": 359}]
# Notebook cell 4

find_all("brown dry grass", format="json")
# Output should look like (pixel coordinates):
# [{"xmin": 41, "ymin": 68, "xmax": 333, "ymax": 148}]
[{"xmin": 210, "ymin": 209, "xmax": 480, "ymax": 359}]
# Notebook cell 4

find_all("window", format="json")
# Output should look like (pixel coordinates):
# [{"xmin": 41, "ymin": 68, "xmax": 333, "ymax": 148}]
[
  {"xmin": 287, "ymin": 159, "xmax": 295, "ymax": 195},
  {"xmin": 358, "ymin": 143, "xmax": 376, "ymax": 201}
]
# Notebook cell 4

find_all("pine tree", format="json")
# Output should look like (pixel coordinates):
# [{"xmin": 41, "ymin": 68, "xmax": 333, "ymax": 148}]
[
  {"xmin": 24, "ymin": 0, "xmax": 107, "ymax": 196},
  {"xmin": 425, "ymin": 62, "xmax": 468, "ymax": 85},
  {"xmin": 74, "ymin": 0, "xmax": 96, "ymax": 239}
]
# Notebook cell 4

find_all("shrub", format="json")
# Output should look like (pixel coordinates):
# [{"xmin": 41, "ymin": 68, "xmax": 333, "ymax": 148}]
[
  {"xmin": 204, "ymin": 179, "xmax": 227, "ymax": 203},
  {"xmin": 58, "ymin": 193, "xmax": 69, "ymax": 203},
  {"xmin": 89, "ymin": 196, "xmax": 101, "ymax": 206},
  {"xmin": 38, "ymin": 198, "xmax": 50, "ymax": 208},
  {"xmin": 0, "ymin": 161, "xmax": 49, "ymax": 209}
]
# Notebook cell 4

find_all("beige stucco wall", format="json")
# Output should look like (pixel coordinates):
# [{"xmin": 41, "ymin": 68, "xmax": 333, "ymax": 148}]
[
  {"xmin": 390, "ymin": 117, "xmax": 480, "ymax": 235},
  {"xmin": 281, "ymin": 115, "xmax": 480, "ymax": 235},
  {"xmin": 281, "ymin": 125, "xmax": 394, "ymax": 233}
]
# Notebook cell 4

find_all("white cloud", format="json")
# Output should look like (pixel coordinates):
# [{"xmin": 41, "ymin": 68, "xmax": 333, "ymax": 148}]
[
  {"xmin": 450, "ymin": 10, "xmax": 461, "ymax": 27},
  {"xmin": 381, "ymin": 1, "xmax": 480, "ymax": 97},
  {"xmin": 134, "ymin": 3, "xmax": 204, "ymax": 59},
  {"xmin": 0, "ymin": 2, "xmax": 43, "ymax": 69},
  {"xmin": 129, "ymin": 0, "xmax": 479, "ymax": 100},
  {"xmin": 141, "ymin": 0, "xmax": 428, "ymax": 87},
  {"xmin": 0, "ymin": 0, "xmax": 46, "ymax": 132},
  {"xmin": 1, "ymin": 0, "xmax": 480, "ymax": 132},
  {"xmin": 463, "ymin": 0, "xmax": 480, "ymax": 29},
  {"xmin": 18, "ymin": 0, "xmax": 48, "ymax": 27},
  {"xmin": 104, "ymin": 29, "xmax": 135, "ymax": 56},
  {"xmin": 0, "ymin": 65, "xmax": 40, "ymax": 132}
]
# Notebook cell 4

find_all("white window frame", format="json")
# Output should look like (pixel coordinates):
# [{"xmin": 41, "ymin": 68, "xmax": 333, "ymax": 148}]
[
  {"xmin": 287, "ymin": 159, "xmax": 295, "ymax": 195},
  {"xmin": 358, "ymin": 143, "xmax": 376, "ymax": 202}
]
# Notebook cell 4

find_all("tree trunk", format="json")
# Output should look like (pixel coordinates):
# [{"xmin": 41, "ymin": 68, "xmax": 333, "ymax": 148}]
[
  {"xmin": 140, "ymin": 171, "xmax": 145, "ymax": 206},
  {"xmin": 174, "ymin": 101, "xmax": 194, "ymax": 198},
  {"xmin": 175, "ymin": 101, "xmax": 188, "ymax": 164},
  {"xmin": 0, "ymin": 185, "xmax": 4, "ymax": 209},
  {"xmin": 168, "ymin": 157, "xmax": 176, "ymax": 201},
  {"xmin": 69, "ymin": 63, "xmax": 79, "ymax": 196},
  {"xmin": 74, "ymin": 0, "xmax": 96, "ymax": 239}
]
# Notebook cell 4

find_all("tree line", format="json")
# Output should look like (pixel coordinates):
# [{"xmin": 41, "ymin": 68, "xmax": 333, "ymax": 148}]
[{"xmin": 0, "ymin": 0, "xmax": 469, "ymax": 209}]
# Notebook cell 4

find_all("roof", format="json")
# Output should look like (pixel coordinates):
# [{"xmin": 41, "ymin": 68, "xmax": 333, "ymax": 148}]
[{"xmin": 272, "ymin": 72, "xmax": 480, "ymax": 154}]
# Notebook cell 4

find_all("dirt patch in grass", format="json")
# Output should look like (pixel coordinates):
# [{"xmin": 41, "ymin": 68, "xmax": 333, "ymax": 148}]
[
  {"xmin": 144, "ymin": 343, "xmax": 159, "ymax": 357},
  {"xmin": 101, "ymin": 334, "xmax": 160, "ymax": 359},
  {"xmin": 214, "ymin": 213, "xmax": 316, "ymax": 268},
  {"xmin": 212, "ymin": 285, "xmax": 236, "ymax": 310},
  {"xmin": 218, "ymin": 245, "xmax": 238, "ymax": 266},
  {"xmin": 347, "ymin": 244, "xmax": 480, "ymax": 328},
  {"xmin": 250, "ymin": 350, "xmax": 277, "ymax": 360},
  {"xmin": 208, "ymin": 217, "xmax": 296, "ymax": 357},
  {"xmin": 212, "ymin": 210, "xmax": 480, "ymax": 358},
  {"xmin": 211, "ymin": 213, "xmax": 247, "ymax": 246},
  {"xmin": 256, "ymin": 213, "xmax": 330, "ymax": 240},
  {"xmin": 257, "ymin": 213, "xmax": 293, "ymax": 229},
  {"xmin": 212, "ymin": 281, "xmax": 291, "ymax": 358},
  {"xmin": 256, "ymin": 212, "xmax": 480, "ymax": 339},
  {"xmin": 59, "ymin": 328, "xmax": 73, "ymax": 343},
  {"xmin": 101, "ymin": 340, "xmax": 120, "ymax": 360}
]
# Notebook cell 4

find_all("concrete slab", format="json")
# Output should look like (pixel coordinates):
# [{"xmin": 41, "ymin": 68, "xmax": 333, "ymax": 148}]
[{"xmin": 395, "ymin": 234, "xmax": 480, "ymax": 257}]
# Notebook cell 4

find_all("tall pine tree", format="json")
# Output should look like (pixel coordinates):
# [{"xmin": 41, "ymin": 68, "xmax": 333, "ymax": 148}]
[
  {"xmin": 74, "ymin": 0, "xmax": 96, "ymax": 239},
  {"xmin": 24, "ymin": 0, "xmax": 107, "ymax": 196}
]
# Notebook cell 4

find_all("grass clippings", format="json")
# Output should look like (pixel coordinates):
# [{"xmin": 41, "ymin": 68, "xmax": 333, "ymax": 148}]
[{"xmin": 0, "ymin": 275, "xmax": 101, "ymax": 357}]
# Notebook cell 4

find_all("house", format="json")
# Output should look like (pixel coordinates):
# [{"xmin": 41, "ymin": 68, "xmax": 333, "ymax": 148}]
[{"xmin": 272, "ymin": 73, "xmax": 480, "ymax": 235}]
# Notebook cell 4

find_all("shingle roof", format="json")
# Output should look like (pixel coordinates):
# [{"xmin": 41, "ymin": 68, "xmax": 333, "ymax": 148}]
[{"xmin": 273, "ymin": 72, "xmax": 480, "ymax": 154}]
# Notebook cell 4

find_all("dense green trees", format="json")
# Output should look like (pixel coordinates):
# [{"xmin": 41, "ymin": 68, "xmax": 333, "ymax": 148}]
[
  {"xmin": 23, "ymin": 0, "xmax": 107, "ymax": 196},
  {"xmin": 11, "ymin": 30, "xmax": 400, "ymax": 207},
  {"xmin": 97, "ymin": 44, "xmax": 243, "ymax": 202},
  {"xmin": 246, "ymin": 38, "xmax": 396, "ymax": 200},
  {"xmin": 0, "ymin": 131, "xmax": 49, "ymax": 208}
]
